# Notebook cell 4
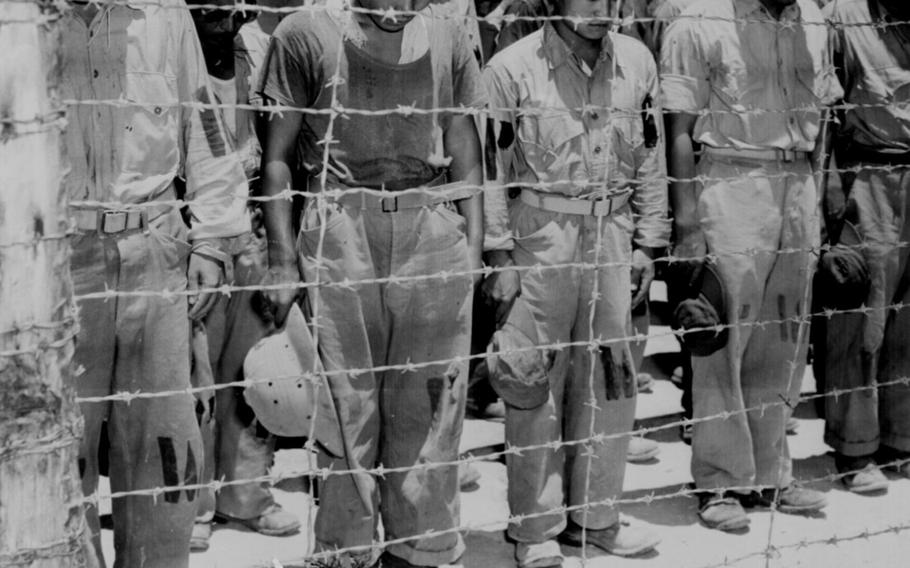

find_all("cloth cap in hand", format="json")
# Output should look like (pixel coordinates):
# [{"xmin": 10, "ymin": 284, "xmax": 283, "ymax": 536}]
[
  {"xmin": 672, "ymin": 262, "xmax": 729, "ymax": 357},
  {"xmin": 817, "ymin": 221, "xmax": 870, "ymax": 311},
  {"xmin": 487, "ymin": 297, "xmax": 549, "ymax": 410}
]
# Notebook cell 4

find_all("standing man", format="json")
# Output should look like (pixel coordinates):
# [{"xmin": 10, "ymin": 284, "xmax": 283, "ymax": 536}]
[
  {"xmin": 484, "ymin": 0, "xmax": 667, "ymax": 565},
  {"xmin": 62, "ymin": 0, "xmax": 250, "ymax": 566},
  {"xmin": 187, "ymin": 0, "xmax": 301, "ymax": 552},
  {"xmin": 821, "ymin": 0, "xmax": 910, "ymax": 492},
  {"xmin": 661, "ymin": 0, "xmax": 842, "ymax": 531},
  {"xmin": 258, "ymin": 0, "xmax": 486, "ymax": 566}
]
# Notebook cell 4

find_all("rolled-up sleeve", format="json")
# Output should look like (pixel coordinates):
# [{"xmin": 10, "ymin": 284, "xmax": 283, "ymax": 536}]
[
  {"xmin": 817, "ymin": 19, "xmax": 844, "ymax": 107},
  {"xmin": 632, "ymin": 54, "xmax": 670, "ymax": 249},
  {"xmin": 659, "ymin": 16, "xmax": 710, "ymax": 113},
  {"xmin": 482, "ymin": 62, "xmax": 519, "ymax": 252},
  {"xmin": 176, "ymin": 7, "xmax": 250, "ymax": 241}
]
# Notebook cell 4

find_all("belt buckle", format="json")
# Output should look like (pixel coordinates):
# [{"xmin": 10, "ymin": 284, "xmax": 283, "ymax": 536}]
[
  {"xmin": 380, "ymin": 195, "xmax": 398, "ymax": 213},
  {"xmin": 98, "ymin": 209, "xmax": 146, "ymax": 234},
  {"xmin": 99, "ymin": 210, "xmax": 128, "ymax": 234},
  {"xmin": 779, "ymin": 150, "xmax": 795, "ymax": 163}
]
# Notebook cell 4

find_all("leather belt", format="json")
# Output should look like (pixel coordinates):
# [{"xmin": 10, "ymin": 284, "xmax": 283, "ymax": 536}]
[
  {"xmin": 519, "ymin": 189, "xmax": 631, "ymax": 217},
  {"xmin": 72, "ymin": 208, "xmax": 149, "ymax": 234},
  {"xmin": 319, "ymin": 183, "xmax": 477, "ymax": 212},
  {"xmin": 705, "ymin": 147, "xmax": 810, "ymax": 162}
]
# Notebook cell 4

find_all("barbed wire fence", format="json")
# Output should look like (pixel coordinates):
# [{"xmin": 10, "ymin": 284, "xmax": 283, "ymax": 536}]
[{"xmin": 2, "ymin": 0, "xmax": 910, "ymax": 566}]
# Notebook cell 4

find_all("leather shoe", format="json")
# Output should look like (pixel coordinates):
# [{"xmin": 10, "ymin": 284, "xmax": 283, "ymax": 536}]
[
  {"xmin": 697, "ymin": 493, "xmax": 750, "ymax": 532},
  {"xmin": 627, "ymin": 437, "xmax": 660, "ymax": 463},
  {"xmin": 216, "ymin": 503, "xmax": 301, "ymax": 536},
  {"xmin": 515, "ymin": 540, "xmax": 564, "ymax": 568},
  {"xmin": 560, "ymin": 518, "xmax": 660, "ymax": 556}
]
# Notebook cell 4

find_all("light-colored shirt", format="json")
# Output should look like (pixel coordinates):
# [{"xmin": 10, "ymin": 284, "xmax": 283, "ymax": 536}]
[
  {"xmin": 825, "ymin": 0, "xmax": 910, "ymax": 152},
  {"xmin": 484, "ymin": 25, "xmax": 670, "ymax": 251},
  {"xmin": 647, "ymin": 0, "xmax": 698, "ymax": 58},
  {"xmin": 660, "ymin": 0, "xmax": 843, "ymax": 152},
  {"xmin": 60, "ymin": 0, "xmax": 250, "ymax": 241}
]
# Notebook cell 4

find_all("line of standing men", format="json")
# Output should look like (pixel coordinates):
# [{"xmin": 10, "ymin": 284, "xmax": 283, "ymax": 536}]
[{"xmin": 57, "ymin": 0, "xmax": 910, "ymax": 567}]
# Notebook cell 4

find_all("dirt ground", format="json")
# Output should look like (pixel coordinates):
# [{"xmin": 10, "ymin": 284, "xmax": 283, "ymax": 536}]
[{"xmin": 97, "ymin": 284, "xmax": 910, "ymax": 567}]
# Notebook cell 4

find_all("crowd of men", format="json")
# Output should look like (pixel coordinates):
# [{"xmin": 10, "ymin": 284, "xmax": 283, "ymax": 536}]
[{"xmin": 58, "ymin": 0, "xmax": 910, "ymax": 566}]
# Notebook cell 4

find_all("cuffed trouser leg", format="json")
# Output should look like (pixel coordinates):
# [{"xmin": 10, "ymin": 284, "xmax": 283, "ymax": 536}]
[
  {"xmin": 213, "ymin": 233, "xmax": 275, "ymax": 519},
  {"xmin": 74, "ymin": 211, "xmax": 202, "ymax": 568},
  {"xmin": 299, "ymin": 201, "xmax": 470, "ymax": 566},
  {"xmin": 691, "ymin": 155, "xmax": 818, "ymax": 491},
  {"xmin": 825, "ymin": 167, "xmax": 910, "ymax": 457},
  {"xmin": 505, "ymin": 201, "xmax": 636, "ymax": 543}
]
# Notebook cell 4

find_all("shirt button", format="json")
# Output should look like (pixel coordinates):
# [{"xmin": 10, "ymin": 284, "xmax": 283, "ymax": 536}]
[
  {"xmin": 594, "ymin": 146, "xmax": 603, "ymax": 154},
  {"xmin": 591, "ymin": 112, "xmax": 600, "ymax": 120},
  {"xmin": 154, "ymin": 106, "xmax": 163, "ymax": 115}
]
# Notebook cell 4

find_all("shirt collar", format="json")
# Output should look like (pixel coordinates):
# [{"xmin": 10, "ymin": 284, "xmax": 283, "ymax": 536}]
[
  {"xmin": 735, "ymin": 0, "xmax": 802, "ymax": 22},
  {"xmin": 541, "ymin": 22, "xmax": 619, "ymax": 74}
]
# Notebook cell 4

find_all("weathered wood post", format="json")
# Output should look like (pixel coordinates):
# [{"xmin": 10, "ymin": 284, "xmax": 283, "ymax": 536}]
[{"xmin": 0, "ymin": 1, "xmax": 97, "ymax": 566}]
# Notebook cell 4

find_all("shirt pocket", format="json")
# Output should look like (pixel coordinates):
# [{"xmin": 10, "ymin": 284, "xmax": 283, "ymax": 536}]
[
  {"xmin": 795, "ymin": 55, "xmax": 829, "ymax": 105},
  {"xmin": 118, "ymin": 72, "xmax": 180, "ymax": 179},
  {"xmin": 517, "ymin": 110, "xmax": 586, "ymax": 185},
  {"xmin": 713, "ymin": 63, "xmax": 750, "ymax": 111},
  {"xmin": 609, "ymin": 115, "xmax": 645, "ymax": 185}
]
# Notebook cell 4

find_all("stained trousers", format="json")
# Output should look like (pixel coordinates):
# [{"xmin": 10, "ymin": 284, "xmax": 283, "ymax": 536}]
[
  {"xmin": 691, "ymin": 153, "xmax": 819, "ymax": 491},
  {"xmin": 504, "ymin": 200, "xmax": 637, "ymax": 544},
  {"xmin": 195, "ymin": 230, "xmax": 276, "ymax": 523},
  {"xmin": 823, "ymin": 166, "xmax": 910, "ymax": 457},
  {"xmin": 297, "ymin": 200, "xmax": 472, "ymax": 566},
  {"xmin": 72, "ymin": 210, "xmax": 202, "ymax": 568}
]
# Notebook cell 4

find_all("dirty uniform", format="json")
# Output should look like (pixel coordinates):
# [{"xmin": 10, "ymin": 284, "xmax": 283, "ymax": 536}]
[
  {"xmin": 660, "ymin": 0, "xmax": 841, "ymax": 491},
  {"xmin": 822, "ymin": 0, "xmax": 910, "ymax": 460},
  {"xmin": 195, "ymin": 22, "xmax": 276, "ymax": 526},
  {"xmin": 261, "ymin": 3, "xmax": 485, "ymax": 565},
  {"xmin": 60, "ymin": 1, "xmax": 250, "ymax": 567},
  {"xmin": 484, "ymin": 26, "xmax": 669, "ymax": 542}
]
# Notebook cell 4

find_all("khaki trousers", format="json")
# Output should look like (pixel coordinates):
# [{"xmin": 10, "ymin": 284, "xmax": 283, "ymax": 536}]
[
  {"xmin": 824, "ymin": 167, "xmax": 910, "ymax": 457},
  {"xmin": 195, "ymin": 231, "xmax": 276, "ymax": 523},
  {"xmin": 73, "ymin": 210, "xmax": 201, "ymax": 568},
  {"xmin": 690, "ymin": 154, "xmax": 819, "ymax": 491},
  {"xmin": 298, "ymin": 200, "xmax": 473, "ymax": 566},
  {"xmin": 504, "ymin": 200, "xmax": 637, "ymax": 543}
]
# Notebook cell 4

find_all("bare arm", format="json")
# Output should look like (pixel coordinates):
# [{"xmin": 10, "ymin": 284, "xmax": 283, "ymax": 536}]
[
  {"xmin": 259, "ymin": 101, "xmax": 304, "ymax": 325},
  {"xmin": 445, "ymin": 114, "xmax": 485, "ymax": 284},
  {"xmin": 665, "ymin": 111, "xmax": 702, "ymax": 259}
]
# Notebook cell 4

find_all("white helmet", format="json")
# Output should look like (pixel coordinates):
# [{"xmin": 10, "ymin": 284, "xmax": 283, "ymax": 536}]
[{"xmin": 243, "ymin": 304, "xmax": 344, "ymax": 457}]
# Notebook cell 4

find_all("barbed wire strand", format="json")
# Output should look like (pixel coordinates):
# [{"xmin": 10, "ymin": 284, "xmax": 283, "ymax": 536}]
[{"xmin": 3, "ymin": 2, "xmax": 910, "ymax": 567}]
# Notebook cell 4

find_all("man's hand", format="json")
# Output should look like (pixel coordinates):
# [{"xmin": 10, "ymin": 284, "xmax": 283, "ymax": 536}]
[
  {"xmin": 481, "ymin": 250, "xmax": 521, "ymax": 324},
  {"xmin": 258, "ymin": 262, "xmax": 302, "ymax": 327},
  {"xmin": 187, "ymin": 252, "xmax": 224, "ymax": 321},
  {"xmin": 668, "ymin": 224, "xmax": 708, "ymax": 298},
  {"xmin": 630, "ymin": 248, "xmax": 656, "ymax": 309}
]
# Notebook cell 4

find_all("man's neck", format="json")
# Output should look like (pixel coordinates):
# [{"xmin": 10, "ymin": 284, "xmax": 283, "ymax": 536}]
[
  {"xmin": 351, "ymin": 9, "xmax": 406, "ymax": 64},
  {"xmin": 758, "ymin": 0, "xmax": 793, "ymax": 20},
  {"xmin": 552, "ymin": 21, "xmax": 603, "ymax": 70},
  {"xmin": 72, "ymin": 0, "xmax": 99, "ymax": 26}
]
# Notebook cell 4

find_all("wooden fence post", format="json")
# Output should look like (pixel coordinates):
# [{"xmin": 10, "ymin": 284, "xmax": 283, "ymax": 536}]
[{"xmin": 0, "ymin": 1, "xmax": 97, "ymax": 566}]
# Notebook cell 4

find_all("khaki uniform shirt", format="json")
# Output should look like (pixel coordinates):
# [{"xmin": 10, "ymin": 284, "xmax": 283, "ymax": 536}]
[
  {"xmin": 660, "ymin": 0, "xmax": 842, "ymax": 151},
  {"xmin": 60, "ymin": 0, "xmax": 250, "ymax": 241},
  {"xmin": 484, "ymin": 25, "xmax": 670, "ymax": 251},
  {"xmin": 825, "ymin": 0, "xmax": 910, "ymax": 152}
]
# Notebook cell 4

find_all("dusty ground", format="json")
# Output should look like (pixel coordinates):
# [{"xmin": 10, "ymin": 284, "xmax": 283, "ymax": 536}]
[{"xmin": 97, "ymin": 284, "xmax": 910, "ymax": 567}]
